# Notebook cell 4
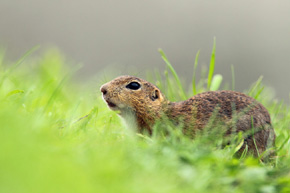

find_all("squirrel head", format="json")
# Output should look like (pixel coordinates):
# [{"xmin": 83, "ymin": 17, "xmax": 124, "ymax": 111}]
[{"xmin": 100, "ymin": 75, "xmax": 167, "ymax": 117}]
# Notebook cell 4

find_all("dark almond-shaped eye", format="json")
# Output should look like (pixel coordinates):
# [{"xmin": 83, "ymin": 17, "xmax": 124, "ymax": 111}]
[{"xmin": 126, "ymin": 82, "xmax": 141, "ymax": 90}]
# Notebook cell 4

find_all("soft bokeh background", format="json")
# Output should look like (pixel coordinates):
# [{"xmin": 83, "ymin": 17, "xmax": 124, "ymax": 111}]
[{"xmin": 0, "ymin": 0, "xmax": 289, "ymax": 101}]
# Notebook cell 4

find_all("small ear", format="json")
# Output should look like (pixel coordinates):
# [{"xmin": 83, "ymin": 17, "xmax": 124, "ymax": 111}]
[{"xmin": 151, "ymin": 89, "xmax": 160, "ymax": 101}]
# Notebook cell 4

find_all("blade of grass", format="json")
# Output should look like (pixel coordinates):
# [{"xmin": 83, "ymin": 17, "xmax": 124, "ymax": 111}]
[
  {"xmin": 164, "ymin": 69, "xmax": 175, "ymax": 101},
  {"xmin": 153, "ymin": 69, "xmax": 164, "ymax": 91},
  {"xmin": 44, "ymin": 64, "xmax": 82, "ymax": 113},
  {"xmin": 254, "ymin": 86, "xmax": 265, "ymax": 99},
  {"xmin": 207, "ymin": 37, "xmax": 216, "ymax": 90},
  {"xmin": 159, "ymin": 49, "xmax": 187, "ymax": 100},
  {"xmin": 210, "ymin": 74, "xmax": 223, "ymax": 91},
  {"xmin": 192, "ymin": 50, "xmax": 200, "ymax": 95},
  {"xmin": 5, "ymin": 89, "xmax": 25, "ymax": 98},
  {"xmin": 251, "ymin": 116, "xmax": 261, "ymax": 158},
  {"xmin": 248, "ymin": 76, "xmax": 263, "ymax": 97},
  {"xmin": 8, "ymin": 45, "xmax": 40, "ymax": 73},
  {"xmin": 231, "ymin": 65, "xmax": 235, "ymax": 91},
  {"xmin": 0, "ymin": 46, "xmax": 40, "ymax": 86},
  {"xmin": 276, "ymin": 135, "xmax": 290, "ymax": 153}
]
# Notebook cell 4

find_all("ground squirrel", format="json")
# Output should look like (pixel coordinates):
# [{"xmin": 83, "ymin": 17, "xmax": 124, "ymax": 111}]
[{"xmin": 100, "ymin": 75, "xmax": 275, "ymax": 157}]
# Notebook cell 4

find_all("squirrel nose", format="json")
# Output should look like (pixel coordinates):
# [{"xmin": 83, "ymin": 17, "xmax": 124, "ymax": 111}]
[{"xmin": 100, "ymin": 85, "xmax": 107, "ymax": 95}]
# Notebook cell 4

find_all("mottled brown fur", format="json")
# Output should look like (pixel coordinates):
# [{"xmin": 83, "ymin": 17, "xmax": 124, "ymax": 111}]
[{"xmin": 100, "ymin": 75, "xmax": 275, "ymax": 157}]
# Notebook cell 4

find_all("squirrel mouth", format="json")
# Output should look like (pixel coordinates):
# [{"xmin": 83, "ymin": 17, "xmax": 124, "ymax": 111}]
[{"xmin": 105, "ymin": 100, "xmax": 117, "ymax": 109}]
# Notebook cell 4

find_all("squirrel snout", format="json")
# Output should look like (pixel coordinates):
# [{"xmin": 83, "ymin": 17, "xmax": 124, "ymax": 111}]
[{"xmin": 100, "ymin": 85, "xmax": 108, "ymax": 95}]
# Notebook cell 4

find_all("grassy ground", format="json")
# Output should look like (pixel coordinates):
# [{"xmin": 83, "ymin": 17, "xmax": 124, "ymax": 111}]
[{"xmin": 0, "ymin": 47, "xmax": 290, "ymax": 193}]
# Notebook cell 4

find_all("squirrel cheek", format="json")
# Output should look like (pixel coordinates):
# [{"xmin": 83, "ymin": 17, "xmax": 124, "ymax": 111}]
[{"xmin": 118, "ymin": 104, "xmax": 126, "ymax": 108}]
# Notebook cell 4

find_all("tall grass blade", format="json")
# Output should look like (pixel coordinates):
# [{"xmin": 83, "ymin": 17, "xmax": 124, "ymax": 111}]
[
  {"xmin": 254, "ymin": 86, "xmax": 264, "ymax": 99},
  {"xmin": 276, "ymin": 135, "xmax": 290, "ymax": 152},
  {"xmin": 0, "ymin": 46, "xmax": 40, "ymax": 86},
  {"xmin": 9, "ymin": 45, "xmax": 40, "ymax": 72},
  {"xmin": 207, "ymin": 37, "xmax": 216, "ymax": 90},
  {"xmin": 159, "ymin": 49, "xmax": 187, "ymax": 100},
  {"xmin": 44, "ymin": 64, "xmax": 82, "ymax": 113},
  {"xmin": 231, "ymin": 65, "xmax": 235, "ymax": 91},
  {"xmin": 210, "ymin": 74, "xmax": 223, "ymax": 91},
  {"xmin": 248, "ymin": 76, "xmax": 263, "ymax": 97},
  {"xmin": 153, "ymin": 70, "xmax": 163, "ymax": 91},
  {"xmin": 192, "ymin": 50, "xmax": 200, "ymax": 95}
]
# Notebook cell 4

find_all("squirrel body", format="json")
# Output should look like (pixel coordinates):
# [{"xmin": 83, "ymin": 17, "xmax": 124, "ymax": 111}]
[{"xmin": 100, "ymin": 75, "xmax": 275, "ymax": 156}]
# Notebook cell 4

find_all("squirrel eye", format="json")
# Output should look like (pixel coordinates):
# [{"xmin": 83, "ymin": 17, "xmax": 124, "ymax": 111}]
[{"xmin": 126, "ymin": 82, "xmax": 141, "ymax": 90}]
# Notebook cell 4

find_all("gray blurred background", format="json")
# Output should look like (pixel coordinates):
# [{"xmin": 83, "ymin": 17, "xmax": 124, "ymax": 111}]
[{"xmin": 0, "ymin": 0, "xmax": 289, "ymax": 101}]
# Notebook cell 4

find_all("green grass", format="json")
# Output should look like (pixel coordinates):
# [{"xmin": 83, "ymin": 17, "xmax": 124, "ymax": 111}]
[{"xmin": 0, "ymin": 46, "xmax": 290, "ymax": 193}]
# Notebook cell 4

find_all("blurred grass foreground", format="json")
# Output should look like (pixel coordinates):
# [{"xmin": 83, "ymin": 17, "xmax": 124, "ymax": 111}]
[{"xmin": 1, "ymin": 48, "xmax": 290, "ymax": 193}]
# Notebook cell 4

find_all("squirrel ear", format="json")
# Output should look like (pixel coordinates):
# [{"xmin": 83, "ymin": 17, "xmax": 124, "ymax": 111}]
[{"xmin": 151, "ymin": 89, "xmax": 160, "ymax": 101}]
